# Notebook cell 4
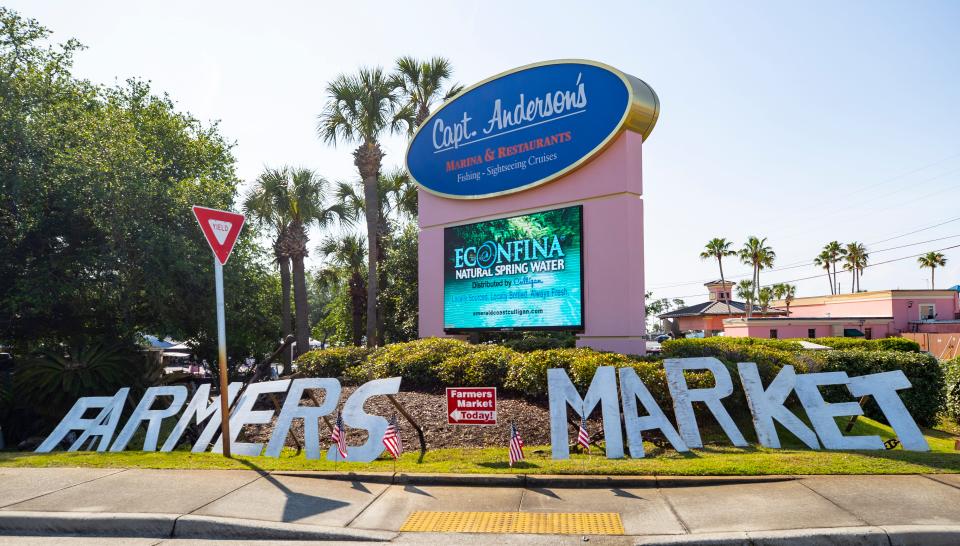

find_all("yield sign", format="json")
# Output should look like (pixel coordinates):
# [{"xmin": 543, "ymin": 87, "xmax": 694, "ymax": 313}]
[{"xmin": 192, "ymin": 205, "xmax": 245, "ymax": 265}]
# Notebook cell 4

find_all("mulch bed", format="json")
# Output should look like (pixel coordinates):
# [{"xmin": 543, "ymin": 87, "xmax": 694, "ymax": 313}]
[{"xmin": 244, "ymin": 386, "xmax": 601, "ymax": 451}]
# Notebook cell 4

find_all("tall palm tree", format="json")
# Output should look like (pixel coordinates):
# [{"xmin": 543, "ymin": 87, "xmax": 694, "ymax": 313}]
[
  {"xmin": 736, "ymin": 280, "xmax": 756, "ymax": 318},
  {"xmin": 700, "ymin": 238, "xmax": 736, "ymax": 314},
  {"xmin": 813, "ymin": 250, "xmax": 834, "ymax": 295},
  {"xmin": 243, "ymin": 170, "xmax": 293, "ymax": 373},
  {"xmin": 842, "ymin": 242, "xmax": 869, "ymax": 293},
  {"xmin": 318, "ymin": 67, "xmax": 413, "ymax": 347},
  {"xmin": 773, "ymin": 283, "xmax": 796, "ymax": 315},
  {"xmin": 918, "ymin": 251, "xmax": 947, "ymax": 289},
  {"xmin": 822, "ymin": 241, "xmax": 846, "ymax": 294},
  {"xmin": 739, "ymin": 236, "xmax": 775, "ymax": 299},
  {"xmin": 393, "ymin": 56, "xmax": 463, "ymax": 129},
  {"xmin": 319, "ymin": 234, "xmax": 368, "ymax": 346}
]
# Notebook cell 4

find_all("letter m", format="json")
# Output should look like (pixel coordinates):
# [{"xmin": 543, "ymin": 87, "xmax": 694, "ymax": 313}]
[{"xmin": 548, "ymin": 366, "xmax": 623, "ymax": 459}]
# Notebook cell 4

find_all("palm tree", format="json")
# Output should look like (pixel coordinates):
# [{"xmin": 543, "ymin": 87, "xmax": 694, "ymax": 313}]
[
  {"xmin": 822, "ymin": 241, "xmax": 846, "ymax": 294},
  {"xmin": 243, "ymin": 169, "xmax": 293, "ymax": 373},
  {"xmin": 700, "ymin": 238, "xmax": 736, "ymax": 314},
  {"xmin": 736, "ymin": 280, "xmax": 755, "ymax": 318},
  {"xmin": 246, "ymin": 167, "xmax": 337, "ymax": 360},
  {"xmin": 739, "ymin": 237, "xmax": 775, "ymax": 300},
  {"xmin": 773, "ymin": 283, "xmax": 796, "ymax": 315},
  {"xmin": 757, "ymin": 286, "xmax": 773, "ymax": 315},
  {"xmin": 918, "ymin": 251, "xmax": 947, "ymax": 289},
  {"xmin": 318, "ymin": 67, "xmax": 413, "ymax": 347},
  {"xmin": 813, "ymin": 250, "xmax": 834, "ymax": 295},
  {"xmin": 319, "ymin": 234, "xmax": 368, "ymax": 346},
  {"xmin": 842, "ymin": 242, "xmax": 869, "ymax": 293},
  {"xmin": 393, "ymin": 56, "xmax": 463, "ymax": 129},
  {"xmin": 335, "ymin": 170, "xmax": 415, "ymax": 342}
]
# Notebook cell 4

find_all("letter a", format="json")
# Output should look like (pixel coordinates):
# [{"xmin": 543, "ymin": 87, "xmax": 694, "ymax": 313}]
[{"xmin": 619, "ymin": 367, "xmax": 687, "ymax": 457}]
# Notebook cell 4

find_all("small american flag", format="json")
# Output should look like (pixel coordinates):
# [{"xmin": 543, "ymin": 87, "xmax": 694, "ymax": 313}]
[
  {"xmin": 577, "ymin": 415, "xmax": 590, "ymax": 453},
  {"xmin": 382, "ymin": 415, "xmax": 402, "ymax": 459},
  {"xmin": 331, "ymin": 412, "xmax": 347, "ymax": 460},
  {"xmin": 509, "ymin": 423, "xmax": 525, "ymax": 467}
]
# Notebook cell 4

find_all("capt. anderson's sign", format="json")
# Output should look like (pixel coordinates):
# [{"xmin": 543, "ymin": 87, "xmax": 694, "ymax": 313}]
[
  {"xmin": 406, "ymin": 60, "xmax": 660, "ymax": 199},
  {"xmin": 37, "ymin": 357, "xmax": 928, "ymax": 461}
]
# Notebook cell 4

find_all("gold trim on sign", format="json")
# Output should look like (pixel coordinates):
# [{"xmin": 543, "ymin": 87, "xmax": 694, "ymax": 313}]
[{"xmin": 405, "ymin": 59, "xmax": 659, "ymax": 200}]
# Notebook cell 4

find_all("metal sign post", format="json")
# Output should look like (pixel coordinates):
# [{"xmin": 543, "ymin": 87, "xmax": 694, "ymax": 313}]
[
  {"xmin": 214, "ymin": 259, "xmax": 231, "ymax": 457},
  {"xmin": 192, "ymin": 205, "xmax": 246, "ymax": 458}
]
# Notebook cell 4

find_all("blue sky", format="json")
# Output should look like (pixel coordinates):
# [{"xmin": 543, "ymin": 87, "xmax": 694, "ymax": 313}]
[{"xmin": 10, "ymin": 1, "xmax": 960, "ymax": 302}]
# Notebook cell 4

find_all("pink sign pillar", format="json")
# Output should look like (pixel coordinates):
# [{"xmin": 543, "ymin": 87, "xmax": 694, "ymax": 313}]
[{"xmin": 418, "ymin": 131, "xmax": 646, "ymax": 354}]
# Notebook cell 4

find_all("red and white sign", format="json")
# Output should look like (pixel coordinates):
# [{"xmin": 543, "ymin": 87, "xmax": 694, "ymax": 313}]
[
  {"xmin": 446, "ymin": 387, "xmax": 497, "ymax": 425},
  {"xmin": 192, "ymin": 206, "xmax": 245, "ymax": 265}
]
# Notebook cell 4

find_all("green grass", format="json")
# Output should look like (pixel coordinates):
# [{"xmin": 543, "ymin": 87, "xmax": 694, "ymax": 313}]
[{"xmin": 2, "ymin": 417, "xmax": 959, "ymax": 476}]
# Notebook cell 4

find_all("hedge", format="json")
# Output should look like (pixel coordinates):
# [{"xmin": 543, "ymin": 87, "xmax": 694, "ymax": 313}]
[
  {"xmin": 803, "ymin": 337, "xmax": 921, "ymax": 352},
  {"xmin": 943, "ymin": 356, "xmax": 960, "ymax": 423},
  {"xmin": 295, "ymin": 337, "xmax": 946, "ymax": 426}
]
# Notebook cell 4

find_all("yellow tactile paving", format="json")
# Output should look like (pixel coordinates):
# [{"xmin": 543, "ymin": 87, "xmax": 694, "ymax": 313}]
[{"xmin": 399, "ymin": 511, "xmax": 625, "ymax": 535}]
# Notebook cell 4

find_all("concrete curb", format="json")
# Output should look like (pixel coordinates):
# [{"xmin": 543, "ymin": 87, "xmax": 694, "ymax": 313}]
[
  {"xmin": 0, "ymin": 511, "xmax": 397, "ymax": 542},
  {"xmin": 0, "ymin": 511, "xmax": 178, "ymax": 538},
  {"xmin": 634, "ymin": 525, "xmax": 960, "ymax": 545},
  {"xmin": 174, "ymin": 514, "xmax": 397, "ymax": 541},
  {"xmin": 269, "ymin": 470, "xmax": 798, "ymax": 488}
]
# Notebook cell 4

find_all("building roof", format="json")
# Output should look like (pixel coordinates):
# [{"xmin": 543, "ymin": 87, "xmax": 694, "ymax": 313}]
[
  {"xmin": 659, "ymin": 300, "xmax": 784, "ymax": 319},
  {"xmin": 704, "ymin": 279, "xmax": 734, "ymax": 287}
]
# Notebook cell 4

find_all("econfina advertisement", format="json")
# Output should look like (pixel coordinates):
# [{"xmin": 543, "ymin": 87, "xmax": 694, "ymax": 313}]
[{"xmin": 443, "ymin": 206, "xmax": 583, "ymax": 331}]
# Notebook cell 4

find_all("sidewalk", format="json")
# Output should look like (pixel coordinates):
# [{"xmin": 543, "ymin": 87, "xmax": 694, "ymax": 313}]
[{"xmin": 1, "ymin": 467, "xmax": 960, "ymax": 544}]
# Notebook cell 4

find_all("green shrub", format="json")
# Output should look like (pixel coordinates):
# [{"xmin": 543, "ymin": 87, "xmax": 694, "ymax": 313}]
[
  {"xmin": 295, "ymin": 347, "xmax": 370, "ymax": 379},
  {"xmin": 810, "ymin": 349, "xmax": 945, "ymax": 427},
  {"xmin": 505, "ymin": 348, "xmax": 579, "ymax": 398},
  {"xmin": 942, "ymin": 357, "xmax": 960, "ymax": 423},
  {"xmin": 502, "ymin": 336, "xmax": 573, "ymax": 352},
  {"xmin": 662, "ymin": 338, "xmax": 807, "ymax": 381},
  {"xmin": 802, "ymin": 337, "xmax": 921, "ymax": 352},
  {"xmin": 437, "ymin": 345, "xmax": 518, "ymax": 388},
  {"xmin": 362, "ymin": 337, "xmax": 477, "ymax": 389}
]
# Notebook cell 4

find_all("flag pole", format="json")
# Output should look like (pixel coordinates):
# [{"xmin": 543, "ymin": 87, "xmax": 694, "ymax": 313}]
[{"xmin": 215, "ymin": 259, "xmax": 231, "ymax": 458}]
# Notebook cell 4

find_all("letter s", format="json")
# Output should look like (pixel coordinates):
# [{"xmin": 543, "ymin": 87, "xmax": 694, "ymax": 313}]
[{"xmin": 327, "ymin": 377, "xmax": 401, "ymax": 462}]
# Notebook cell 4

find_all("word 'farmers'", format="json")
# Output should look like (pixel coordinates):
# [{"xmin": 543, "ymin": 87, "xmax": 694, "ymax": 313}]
[
  {"xmin": 36, "ymin": 377, "xmax": 401, "ymax": 463},
  {"xmin": 549, "ymin": 358, "xmax": 929, "ymax": 459}
]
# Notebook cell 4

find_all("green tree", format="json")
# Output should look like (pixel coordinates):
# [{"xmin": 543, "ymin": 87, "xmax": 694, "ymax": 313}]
[
  {"xmin": 918, "ymin": 251, "xmax": 947, "ymax": 289},
  {"xmin": 739, "ymin": 237, "xmax": 775, "ymax": 300},
  {"xmin": 318, "ymin": 67, "xmax": 412, "ymax": 347},
  {"xmin": 393, "ymin": 56, "xmax": 463, "ymax": 129},
  {"xmin": 319, "ymin": 233, "xmax": 368, "ymax": 346},
  {"xmin": 699, "ymin": 238, "xmax": 736, "ymax": 314},
  {"xmin": 757, "ymin": 286, "xmax": 774, "ymax": 315},
  {"xmin": 381, "ymin": 223, "xmax": 419, "ymax": 343},
  {"xmin": 772, "ymin": 283, "xmax": 796, "ymax": 315}
]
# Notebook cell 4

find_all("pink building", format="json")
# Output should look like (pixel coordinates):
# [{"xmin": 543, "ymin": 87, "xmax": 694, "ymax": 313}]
[
  {"xmin": 659, "ymin": 280, "xmax": 785, "ymax": 337},
  {"xmin": 722, "ymin": 289, "xmax": 960, "ymax": 339}
]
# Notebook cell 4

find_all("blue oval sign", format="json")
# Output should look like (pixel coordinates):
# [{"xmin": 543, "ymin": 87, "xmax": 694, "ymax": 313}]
[{"xmin": 406, "ymin": 60, "xmax": 659, "ymax": 199}]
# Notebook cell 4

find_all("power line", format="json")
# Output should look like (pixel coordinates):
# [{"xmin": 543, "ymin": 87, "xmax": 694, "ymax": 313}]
[{"xmin": 658, "ymin": 242, "xmax": 960, "ymax": 301}]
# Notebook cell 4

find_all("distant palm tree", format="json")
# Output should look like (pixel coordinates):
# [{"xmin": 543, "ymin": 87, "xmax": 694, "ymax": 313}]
[
  {"xmin": 918, "ymin": 251, "xmax": 947, "ymax": 289},
  {"xmin": 822, "ymin": 241, "xmax": 846, "ymax": 294},
  {"xmin": 739, "ymin": 237, "xmax": 775, "ymax": 300},
  {"xmin": 813, "ymin": 250, "xmax": 834, "ymax": 295},
  {"xmin": 757, "ymin": 286, "xmax": 774, "ymax": 315},
  {"xmin": 842, "ymin": 242, "xmax": 869, "ymax": 293},
  {"xmin": 736, "ymin": 280, "xmax": 756, "ymax": 318},
  {"xmin": 393, "ymin": 56, "xmax": 463, "ymax": 129},
  {"xmin": 699, "ymin": 238, "xmax": 736, "ymax": 314},
  {"xmin": 773, "ymin": 283, "xmax": 796, "ymax": 315},
  {"xmin": 319, "ymin": 234, "xmax": 368, "ymax": 346},
  {"xmin": 318, "ymin": 67, "xmax": 413, "ymax": 347}
]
